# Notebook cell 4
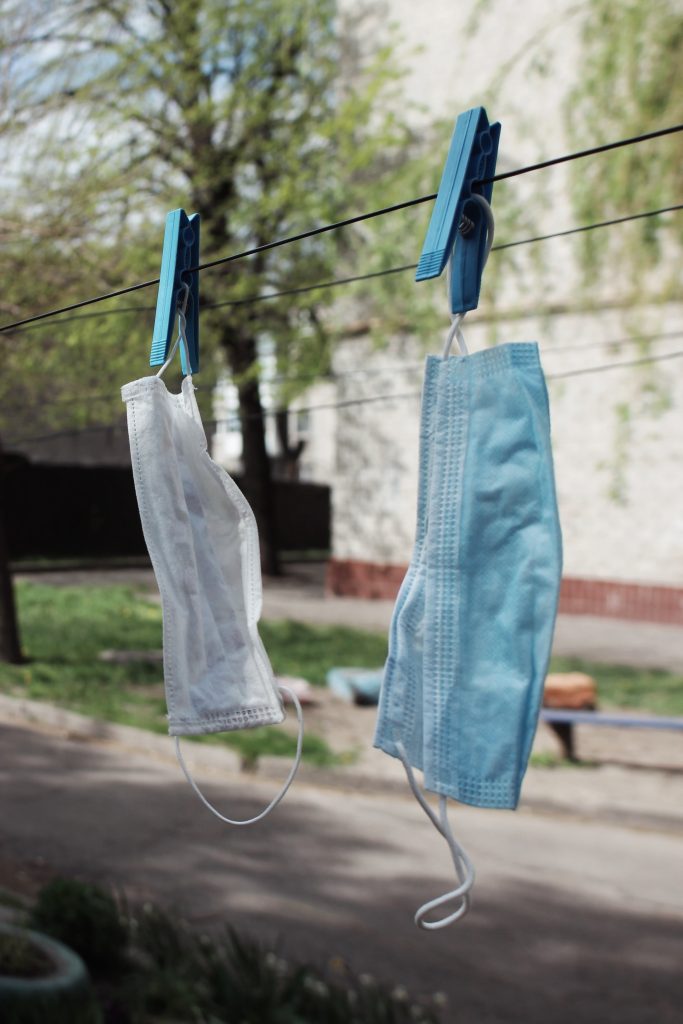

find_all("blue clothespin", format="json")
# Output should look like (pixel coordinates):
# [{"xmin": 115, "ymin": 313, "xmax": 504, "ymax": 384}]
[
  {"xmin": 416, "ymin": 107, "xmax": 500, "ymax": 314},
  {"xmin": 150, "ymin": 209, "xmax": 200, "ymax": 374}
]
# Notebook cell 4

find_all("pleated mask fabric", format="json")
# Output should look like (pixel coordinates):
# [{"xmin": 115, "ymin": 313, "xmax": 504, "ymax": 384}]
[
  {"xmin": 375, "ymin": 342, "xmax": 563, "ymax": 810},
  {"xmin": 374, "ymin": 358, "xmax": 440, "ymax": 773},
  {"xmin": 121, "ymin": 375, "xmax": 284, "ymax": 738}
]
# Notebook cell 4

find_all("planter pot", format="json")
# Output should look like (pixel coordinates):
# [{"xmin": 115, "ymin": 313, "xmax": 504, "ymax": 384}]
[{"xmin": 0, "ymin": 924, "xmax": 101, "ymax": 1024}]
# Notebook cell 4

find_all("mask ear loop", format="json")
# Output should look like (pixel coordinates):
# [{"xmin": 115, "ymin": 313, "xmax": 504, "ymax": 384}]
[
  {"xmin": 395, "ymin": 739, "xmax": 475, "ymax": 929},
  {"xmin": 442, "ymin": 314, "xmax": 467, "ymax": 359},
  {"xmin": 442, "ymin": 193, "xmax": 495, "ymax": 360},
  {"xmin": 174, "ymin": 684, "xmax": 304, "ymax": 826},
  {"xmin": 156, "ymin": 284, "xmax": 192, "ymax": 380}
]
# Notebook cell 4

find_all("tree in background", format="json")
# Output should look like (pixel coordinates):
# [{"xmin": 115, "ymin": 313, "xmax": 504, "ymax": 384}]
[
  {"xmin": 0, "ymin": 442, "xmax": 21, "ymax": 662},
  {"xmin": 0, "ymin": 0, "xmax": 438, "ymax": 578},
  {"xmin": 565, "ymin": 0, "xmax": 683, "ymax": 501},
  {"xmin": 566, "ymin": 0, "xmax": 683, "ymax": 292},
  {"xmin": 468, "ymin": 0, "xmax": 682, "ymax": 302}
]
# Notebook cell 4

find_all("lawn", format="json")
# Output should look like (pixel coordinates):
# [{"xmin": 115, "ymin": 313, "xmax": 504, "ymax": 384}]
[
  {"xmin": 1, "ymin": 582, "xmax": 681, "ymax": 766},
  {"xmin": 549, "ymin": 655, "xmax": 683, "ymax": 716},
  {"xmin": 0, "ymin": 582, "xmax": 388, "ymax": 766}
]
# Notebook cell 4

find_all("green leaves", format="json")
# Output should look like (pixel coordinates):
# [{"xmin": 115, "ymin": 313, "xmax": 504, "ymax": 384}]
[
  {"xmin": 0, "ymin": 0, "xmax": 441, "ymax": 441},
  {"xmin": 566, "ymin": 0, "xmax": 683, "ymax": 293}
]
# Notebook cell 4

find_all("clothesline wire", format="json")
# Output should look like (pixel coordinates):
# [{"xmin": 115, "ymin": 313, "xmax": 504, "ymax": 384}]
[
  {"xmin": 187, "ymin": 125, "xmax": 683, "ymax": 271},
  {"xmin": 476, "ymin": 122, "xmax": 683, "ymax": 185},
  {"xmin": 1, "ymin": 122, "xmax": 682, "ymax": 335},
  {"xmin": 220, "ymin": 348, "xmax": 683, "ymax": 422},
  {"xmin": 546, "ymin": 348, "xmax": 683, "ymax": 379},
  {"xmin": 3, "ymin": 326, "xmax": 681, "ymax": 414},
  {"xmin": 7, "ymin": 348, "xmax": 682, "ymax": 447},
  {"xmin": 7, "ymin": 202, "xmax": 683, "ymax": 336},
  {"xmin": 490, "ymin": 203, "xmax": 683, "ymax": 251},
  {"xmin": 9, "ymin": 264, "xmax": 419, "ymax": 334},
  {"xmin": 269, "ymin": 328, "xmax": 683, "ymax": 385}
]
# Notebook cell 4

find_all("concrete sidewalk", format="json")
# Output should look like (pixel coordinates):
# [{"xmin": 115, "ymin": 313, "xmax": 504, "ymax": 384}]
[
  {"xmin": 5, "ymin": 566, "xmax": 682, "ymax": 1024},
  {"xmin": 0, "ymin": 693, "xmax": 681, "ymax": 834},
  {"xmin": 262, "ymin": 572, "xmax": 683, "ymax": 673},
  {"xmin": 1, "ymin": 717, "xmax": 682, "ymax": 1024}
]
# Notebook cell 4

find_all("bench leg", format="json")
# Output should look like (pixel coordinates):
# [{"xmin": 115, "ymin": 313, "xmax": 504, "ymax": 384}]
[{"xmin": 548, "ymin": 721, "xmax": 577, "ymax": 761}]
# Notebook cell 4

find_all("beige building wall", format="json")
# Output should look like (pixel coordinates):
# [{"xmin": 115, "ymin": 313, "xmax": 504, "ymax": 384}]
[
  {"xmin": 330, "ymin": 307, "xmax": 683, "ymax": 588},
  {"xmin": 326, "ymin": 1, "xmax": 683, "ymax": 619}
]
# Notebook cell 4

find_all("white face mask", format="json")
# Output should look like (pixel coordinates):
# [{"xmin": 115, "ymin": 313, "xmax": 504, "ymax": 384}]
[{"xmin": 121, "ymin": 321, "xmax": 302, "ymax": 825}]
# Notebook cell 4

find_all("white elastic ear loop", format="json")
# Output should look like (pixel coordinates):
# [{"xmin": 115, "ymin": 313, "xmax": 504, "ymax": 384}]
[
  {"xmin": 443, "ymin": 193, "xmax": 495, "ymax": 361},
  {"xmin": 442, "ymin": 314, "xmax": 467, "ymax": 359},
  {"xmin": 414, "ymin": 797, "xmax": 474, "ymax": 930},
  {"xmin": 395, "ymin": 740, "xmax": 475, "ymax": 929},
  {"xmin": 174, "ymin": 684, "xmax": 304, "ymax": 826}
]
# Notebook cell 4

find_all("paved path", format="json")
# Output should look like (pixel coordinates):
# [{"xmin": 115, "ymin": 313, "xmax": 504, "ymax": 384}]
[
  {"xmin": 263, "ymin": 569, "xmax": 683, "ymax": 673},
  {"xmin": 1, "ymin": 721, "xmax": 681, "ymax": 1024}
]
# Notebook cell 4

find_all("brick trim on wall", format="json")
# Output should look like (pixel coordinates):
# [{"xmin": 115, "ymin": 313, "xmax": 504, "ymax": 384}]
[
  {"xmin": 326, "ymin": 558, "xmax": 683, "ymax": 625},
  {"xmin": 326, "ymin": 559, "xmax": 407, "ymax": 601},
  {"xmin": 558, "ymin": 577, "xmax": 683, "ymax": 625}
]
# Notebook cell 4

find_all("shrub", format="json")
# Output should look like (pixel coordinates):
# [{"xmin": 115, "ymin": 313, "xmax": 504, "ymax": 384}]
[{"xmin": 29, "ymin": 879, "xmax": 128, "ymax": 976}]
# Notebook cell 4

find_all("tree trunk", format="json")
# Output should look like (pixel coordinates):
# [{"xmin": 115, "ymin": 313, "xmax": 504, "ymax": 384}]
[
  {"xmin": 223, "ymin": 333, "xmax": 281, "ymax": 577},
  {"xmin": 0, "ymin": 443, "xmax": 23, "ymax": 663},
  {"xmin": 275, "ymin": 409, "xmax": 305, "ymax": 480}
]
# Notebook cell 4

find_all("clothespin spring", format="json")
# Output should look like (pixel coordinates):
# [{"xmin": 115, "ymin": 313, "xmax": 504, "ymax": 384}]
[
  {"xmin": 156, "ymin": 283, "xmax": 192, "ymax": 380},
  {"xmin": 443, "ymin": 194, "xmax": 495, "ymax": 360}
]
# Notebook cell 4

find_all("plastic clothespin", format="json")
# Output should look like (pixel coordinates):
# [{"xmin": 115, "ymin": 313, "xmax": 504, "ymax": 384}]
[
  {"xmin": 416, "ymin": 107, "xmax": 500, "ymax": 315},
  {"xmin": 150, "ymin": 209, "xmax": 200, "ymax": 375}
]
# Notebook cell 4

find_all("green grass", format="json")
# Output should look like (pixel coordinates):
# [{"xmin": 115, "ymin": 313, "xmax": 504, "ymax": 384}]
[
  {"xmin": 3, "ymin": 582, "xmax": 682, "ymax": 775},
  {"xmin": 529, "ymin": 751, "xmax": 597, "ymax": 769},
  {"xmin": 0, "ymin": 582, "xmax": 386, "ymax": 766},
  {"xmin": 259, "ymin": 618, "xmax": 386, "ymax": 685}
]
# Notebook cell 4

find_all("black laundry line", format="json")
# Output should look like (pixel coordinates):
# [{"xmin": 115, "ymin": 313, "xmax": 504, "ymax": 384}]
[
  {"xmin": 3, "ymin": 325, "xmax": 681, "ymax": 415},
  {"xmin": 7, "ymin": 202, "xmax": 683, "ymax": 337},
  {"xmin": 218, "ymin": 348, "xmax": 683, "ymax": 424},
  {"xmin": 266, "ymin": 328, "xmax": 683, "ymax": 386},
  {"xmin": 7, "ymin": 348, "xmax": 682, "ymax": 447},
  {"xmin": 546, "ymin": 348, "xmax": 683, "ymax": 379},
  {"xmin": 8, "ymin": 264, "xmax": 419, "ymax": 334},
  {"xmin": 1, "ymin": 122, "xmax": 681, "ymax": 335}
]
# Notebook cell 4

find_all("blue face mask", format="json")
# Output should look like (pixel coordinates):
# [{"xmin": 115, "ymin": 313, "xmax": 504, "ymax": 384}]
[
  {"xmin": 374, "ymin": 341, "xmax": 563, "ymax": 928},
  {"xmin": 374, "ymin": 358, "xmax": 440, "ymax": 775}
]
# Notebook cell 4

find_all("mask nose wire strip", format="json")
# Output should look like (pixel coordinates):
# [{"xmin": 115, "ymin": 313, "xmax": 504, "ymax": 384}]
[
  {"xmin": 443, "ymin": 194, "xmax": 495, "ymax": 361},
  {"xmin": 174, "ymin": 684, "xmax": 304, "ymax": 826},
  {"xmin": 395, "ymin": 739, "xmax": 475, "ymax": 928}
]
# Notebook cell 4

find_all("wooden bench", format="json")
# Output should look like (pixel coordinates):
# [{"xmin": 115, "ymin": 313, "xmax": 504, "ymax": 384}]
[
  {"xmin": 326, "ymin": 668, "xmax": 683, "ymax": 763},
  {"xmin": 539, "ymin": 707, "xmax": 683, "ymax": 761},
  {"xmin": 541, "ymin": 671, "xmax": 683, "ymax": 759}
]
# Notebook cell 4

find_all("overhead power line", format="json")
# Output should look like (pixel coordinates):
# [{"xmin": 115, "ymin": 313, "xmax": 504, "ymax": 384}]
[{"xmin": 1, "ymin": 122, "xmax": 682, "ymax": 334}]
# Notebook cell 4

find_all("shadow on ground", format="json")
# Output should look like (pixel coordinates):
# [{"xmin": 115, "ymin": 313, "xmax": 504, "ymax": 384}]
[{"xmin": 1, "ymin": 722, "xmax": 681, "ymax": 1024}]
